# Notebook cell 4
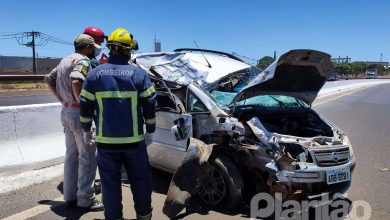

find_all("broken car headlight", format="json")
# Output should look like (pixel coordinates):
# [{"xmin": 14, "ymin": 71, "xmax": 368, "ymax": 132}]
[{"xmin": 344, "ymin": 136, "xmax": 354, "ymax": 158}]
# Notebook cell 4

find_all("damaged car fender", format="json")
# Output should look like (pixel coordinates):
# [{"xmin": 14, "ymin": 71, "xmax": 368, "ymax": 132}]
[{"xmin": 163, "ymin": 138, "xmax": 214, "ymax": 218}]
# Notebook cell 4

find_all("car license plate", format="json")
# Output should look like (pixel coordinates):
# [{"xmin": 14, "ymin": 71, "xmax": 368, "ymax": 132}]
[{"xmin": 326, "ymin": 168, "xmax": 350, "ymax": 185}]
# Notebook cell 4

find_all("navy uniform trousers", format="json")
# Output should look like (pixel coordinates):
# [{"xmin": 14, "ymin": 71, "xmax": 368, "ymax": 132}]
[{"xmin": 97, "ymin": 141, "xmax": 152, "ymax": 219}]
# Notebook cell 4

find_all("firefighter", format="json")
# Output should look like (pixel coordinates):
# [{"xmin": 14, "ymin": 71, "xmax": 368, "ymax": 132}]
[
  {"xmin": 83, "ymin": 27, "xmax": 105, "ymax": 68},
  {"xmin": 44, "ymin": 34, "xmax": 103, "ymax": 211},
  {"xmin": 79, "ymin": 28, "xmax": 156, "ymax": 220}
]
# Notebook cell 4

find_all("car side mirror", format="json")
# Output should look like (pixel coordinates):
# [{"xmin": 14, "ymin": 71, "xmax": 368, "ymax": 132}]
[{"xmin": 171, "ymin": 117, "xmax": 190, "ymax": 141}]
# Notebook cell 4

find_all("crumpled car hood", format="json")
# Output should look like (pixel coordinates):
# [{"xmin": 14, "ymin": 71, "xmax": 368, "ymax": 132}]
[
  {"xmin": 231, "ymin": 49, "xmax": 335, "ymax": 105},
  {"xmin": 133, "ymin": 51, "xmax": 251, "ymax": 86}
]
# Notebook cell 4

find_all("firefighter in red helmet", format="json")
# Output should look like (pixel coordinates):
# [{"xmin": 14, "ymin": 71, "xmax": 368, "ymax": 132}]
[{"xmin": 84, "ymin": 27, "xmax": 105, "ymax": 68}]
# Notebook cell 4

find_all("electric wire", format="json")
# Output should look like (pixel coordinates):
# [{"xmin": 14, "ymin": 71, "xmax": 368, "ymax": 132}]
[{"xmin": 0, "ymin": 32, "xmax": 73, "ymax": 46}]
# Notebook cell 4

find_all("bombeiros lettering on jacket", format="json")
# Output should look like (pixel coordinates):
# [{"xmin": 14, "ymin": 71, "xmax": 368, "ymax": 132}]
[{"xmin": 97, "ymin": 69, "xmax": 133, "ymax": 76}]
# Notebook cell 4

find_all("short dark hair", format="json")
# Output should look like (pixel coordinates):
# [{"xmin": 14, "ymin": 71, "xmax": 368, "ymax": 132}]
[{"xmin": 74, "ymin": 44, "xmax": 90, "ymax": 52}]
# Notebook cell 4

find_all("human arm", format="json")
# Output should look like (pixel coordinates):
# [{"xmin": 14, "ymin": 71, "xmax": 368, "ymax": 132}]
[
  {"xmin": 70, "ymin": 59, "xmax": 90, "ymax": 103},
  {"xmin": 139, "ymin": 71, "xmax": 157, "ymax": 133},
  {"xmin": 71, "ymin": 79, "xmax": 83, "ymax": 103},
  {"xmin": 79, "ymin": 75, "xmax": 96, "ymax": 132},
  {"xmin": 44, "ymin": 66, "xmax": 63, "ymax": 102}
]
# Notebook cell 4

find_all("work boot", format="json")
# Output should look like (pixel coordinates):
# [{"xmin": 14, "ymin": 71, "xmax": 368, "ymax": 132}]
[
  {"xmin": 136, "ymin": 211, "xmax": 152, "ymax": 220},
  {"xmin": 65, "ymin": 200, "xmax": 77, "ymax": 209},
  {"xmin": 77, "ymin": 200, "xmax": 104, "ymax": 211}
]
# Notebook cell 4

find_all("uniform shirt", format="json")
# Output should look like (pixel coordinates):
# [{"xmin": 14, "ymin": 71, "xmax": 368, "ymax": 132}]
[
  {"xmin": 44, "ymin": 53, "xmax": 91, "ymax": 104},
  {"xmin": 90, "ymin": 57, "xmax": 100, "ymax": 69},
  {"xmin": 79, "ymin": 54, "xmax": 156, "ymax": 145}
]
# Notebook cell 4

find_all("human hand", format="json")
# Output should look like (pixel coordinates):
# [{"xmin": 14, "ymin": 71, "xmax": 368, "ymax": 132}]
[
  {"xmin": 144, "ymin": 132, "xmax": 153, "ymax": 146},
  {"xmin": 83, "ymin": 130, "xmax": 95, "ymax": 146}
]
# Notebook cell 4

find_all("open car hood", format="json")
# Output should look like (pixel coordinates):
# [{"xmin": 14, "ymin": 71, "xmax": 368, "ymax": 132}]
[{"xmin": 231, "ymin": 49, "xmax": 335, "ymax": 105}]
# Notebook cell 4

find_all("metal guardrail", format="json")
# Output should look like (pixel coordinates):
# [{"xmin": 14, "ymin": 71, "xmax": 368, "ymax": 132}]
[{"xmin": 0, "ymin": 75, "xmax": 45, "ymax": 81}]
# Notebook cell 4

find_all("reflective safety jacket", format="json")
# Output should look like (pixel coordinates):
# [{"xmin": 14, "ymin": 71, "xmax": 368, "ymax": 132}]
[{"xmin": 79, "ymin": 54, "xmax": 156, "ymax": 144}]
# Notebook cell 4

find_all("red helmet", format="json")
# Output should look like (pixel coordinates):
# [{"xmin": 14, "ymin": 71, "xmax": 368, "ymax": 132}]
[{"xmin": 83, "ymin": 27, "xmax": 105, "ymax": 44}]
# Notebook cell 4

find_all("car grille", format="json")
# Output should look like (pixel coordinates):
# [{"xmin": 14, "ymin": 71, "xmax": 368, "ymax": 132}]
[{"xmin": 311, "ymin": 146, "xmax": 350, "ymax": 166}]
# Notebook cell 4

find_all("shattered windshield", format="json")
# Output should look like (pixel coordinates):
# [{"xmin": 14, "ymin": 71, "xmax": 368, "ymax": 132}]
[
  {"xmin": 211, "ymin": 91, "xmax": 304, "ymax": 108},
  {"xmin": 209, "ymin": 67, "xmax": 304, "ymax": 108}
]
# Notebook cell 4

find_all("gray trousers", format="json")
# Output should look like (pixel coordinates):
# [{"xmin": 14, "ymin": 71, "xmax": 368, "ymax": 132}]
[{"xmin": 61, "ymin": 107, "xmax": 97, "ymax": 207}]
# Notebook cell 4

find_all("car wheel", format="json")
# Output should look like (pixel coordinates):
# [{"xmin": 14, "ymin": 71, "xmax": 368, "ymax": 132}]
[{"xmin": 196, "ymin": 154, "xmax": 243, "ymax": 208}]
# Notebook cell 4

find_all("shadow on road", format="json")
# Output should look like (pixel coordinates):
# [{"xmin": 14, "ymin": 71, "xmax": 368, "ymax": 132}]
[
  {"xmin": 38, "ymin": 199, "xmax": 92, "ymax": 220},
  {"xmin": 149, "ymin": 168, "xmax": 354, "ymax": 219},
  {"xmin": 37, "ymin": 181, "xmax": 95, "ymax": 219},
  {"xmin": 149, "ymin": 168, "xmax": 250, "ymax": 219}
]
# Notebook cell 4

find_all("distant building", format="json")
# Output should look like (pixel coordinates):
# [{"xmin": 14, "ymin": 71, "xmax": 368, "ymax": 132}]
[
  {"xmin": 331, "ymin": 56, "xmax": 351, "ymax": 63},
  {"xmin": 365, "ymin": 61, "xmax": 389, "ymax": 66},
  {"xmin": 0, "ymin": 55, "xmax": 61, "ymax": 75},
  {"xmin": 154, "ymin": 40, "xmax": 161, "ymax": 52}
]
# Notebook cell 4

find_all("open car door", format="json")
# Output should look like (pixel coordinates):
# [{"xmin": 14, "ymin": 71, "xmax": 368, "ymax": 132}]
[{"xmin": 147, "ymin": 92, "xmax": 192, "ymax": 172}]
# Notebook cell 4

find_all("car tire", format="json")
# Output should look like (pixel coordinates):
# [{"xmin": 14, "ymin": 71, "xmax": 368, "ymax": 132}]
[{"xmin": 196, "ymin": 154, "xmax": 244, "ymax": 208}]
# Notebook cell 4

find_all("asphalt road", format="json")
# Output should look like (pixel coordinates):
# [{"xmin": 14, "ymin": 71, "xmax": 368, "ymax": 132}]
[
  {"xmin": 313, "ymin": 83, "xmax": 390, "ymax": 220},
  {"xmin": 0, "ymin": 84, "xmax": 389, "ymax": 219},
  {"xmin": 0, "ymin": 90, "xmax": 57, "ymax": 106}
]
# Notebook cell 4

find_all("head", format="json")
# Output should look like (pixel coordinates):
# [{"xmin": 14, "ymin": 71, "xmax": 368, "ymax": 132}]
[
  {"xmin": 106, "ymin": 28, "xmax": 136, "ymax": 60},
  {"xmin": 84, "ymin": 27, "xmax": 105, "ymax": 57},
  {"xmin": 83, "ymin": 27, "xmax": 105, "ymax": 45},
  {"xmin": 74, "ymin": 34, "xmax": 101, "ymax": 59}
]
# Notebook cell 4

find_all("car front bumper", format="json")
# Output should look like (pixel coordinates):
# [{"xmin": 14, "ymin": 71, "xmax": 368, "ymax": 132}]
[{"xmin": 275, "ymin": 155, "xmax": 356, "ymax": 183}]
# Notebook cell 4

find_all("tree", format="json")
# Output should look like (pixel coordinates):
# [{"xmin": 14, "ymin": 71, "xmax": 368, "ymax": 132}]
[
  {"xmin": 375, "ymin": 64, "xmax": 385, "ymax": 76},
  {"xmin": 334, "ymin": 63, "xmax": 352, "ymax": 79},
  {"xmin": 257, "ymin": 56, "xmax": 274, "ymax": 70},
  {"xmin": 349, "ymin": 61, "xmax": 368, "ymax": 78}
]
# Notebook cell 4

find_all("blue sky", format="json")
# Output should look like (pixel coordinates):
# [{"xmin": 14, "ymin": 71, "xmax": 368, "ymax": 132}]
[{"xmin": 0, "ymin": 0, "xmax": 389, "ymax": 62}]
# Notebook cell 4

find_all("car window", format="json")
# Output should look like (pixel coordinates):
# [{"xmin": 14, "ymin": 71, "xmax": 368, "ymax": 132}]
[{"xmin": 187, "ymin": 92, "xmax": 208, "ymax": 112}]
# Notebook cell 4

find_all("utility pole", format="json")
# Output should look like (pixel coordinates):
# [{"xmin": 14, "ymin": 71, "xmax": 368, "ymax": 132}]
[
  {"xmin": 32, "ymin": 31, "xmax": 36, "ymax": 75},
  {"xmin": 24, "ymin": 31, "xmax": 40, "ymax": 75}
]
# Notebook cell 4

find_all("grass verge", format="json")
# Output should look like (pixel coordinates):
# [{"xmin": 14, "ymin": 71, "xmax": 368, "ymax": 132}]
[{"xmin": 0, "ymin": 81, "xmax": 48, "ymax": 91}]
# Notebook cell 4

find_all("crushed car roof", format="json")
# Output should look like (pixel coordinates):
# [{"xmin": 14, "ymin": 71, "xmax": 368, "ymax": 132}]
[{"xmin": 134, "ymin": 49, "xmax": 251, "ymax": 86}]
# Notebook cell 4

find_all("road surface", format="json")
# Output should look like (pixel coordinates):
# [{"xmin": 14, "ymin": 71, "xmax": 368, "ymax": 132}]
[
  {"xmin": 0, "ymin": 90, "xmax": 57, "ymax": 106},
  {"xmin": 0, "ymin": 84, "xmax": 389, "ymax": 219}
]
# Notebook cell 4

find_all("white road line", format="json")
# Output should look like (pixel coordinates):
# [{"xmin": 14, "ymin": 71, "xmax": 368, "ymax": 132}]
[
  {"xmin": 314, "ymin": 85, "xmax": 374, "ymax": 106},
  {"xmin": 1, "ymin": 196, "xmax": 63, "ymax": 220}
]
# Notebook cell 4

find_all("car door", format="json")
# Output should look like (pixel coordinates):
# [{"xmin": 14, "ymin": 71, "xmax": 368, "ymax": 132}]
[{"xmin": 147, "ymin": 92, "xmax": 192, "ymax": 172}]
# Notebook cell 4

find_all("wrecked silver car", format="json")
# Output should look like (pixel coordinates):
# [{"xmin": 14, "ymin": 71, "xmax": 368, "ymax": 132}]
[{"xmin": 134, "ymin": 49, "xmax": 356, "ymax": 217}]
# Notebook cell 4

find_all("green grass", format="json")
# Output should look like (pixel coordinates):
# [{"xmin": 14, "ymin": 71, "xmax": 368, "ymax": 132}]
[{"xmin": 0, "ymin": 82, "xmax": 48, "ymax": 91}]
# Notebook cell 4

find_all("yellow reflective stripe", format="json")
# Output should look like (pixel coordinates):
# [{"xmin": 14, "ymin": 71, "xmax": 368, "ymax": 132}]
[
  {"xmin": 80, "ymin": 116, "xmax": 92, "ymax": 123},
  {"xmin": 96, "ymin": 91, "xmax": 138, "ymax": 98},
  {"xmin": 80, "ymin": 89, "xmax": 96, "ymax": 101},
  {"xmin": 97, "ymin": 97, "xmax": 103, "ymax": 137},
  {"xmin": 145, "ymin": 117, "xmax": 156, "ymax": 124},
  {"xmin": 95, "ymin": 135, "xmax": 145, "ymax": 144},
  {"xmin": 139, "ymin": 86, "xmax": 155, "ymax": 98},
  {"xmin": 95, "ymin": 90, "xmax": 139, "ymax": 137},
  {"xmin": 131, "ymin": 95, "xmax": 138, "ymax": 136}
]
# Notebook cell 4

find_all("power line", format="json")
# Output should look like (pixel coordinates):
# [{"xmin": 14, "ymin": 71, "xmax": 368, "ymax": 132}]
[
  {"xmin": 0, "ymin": 31, "xmax": 74, "ymax": 74},
  {"xmin": 0, "ymin": 31, "xmax": 73, "ymax": 46}
]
